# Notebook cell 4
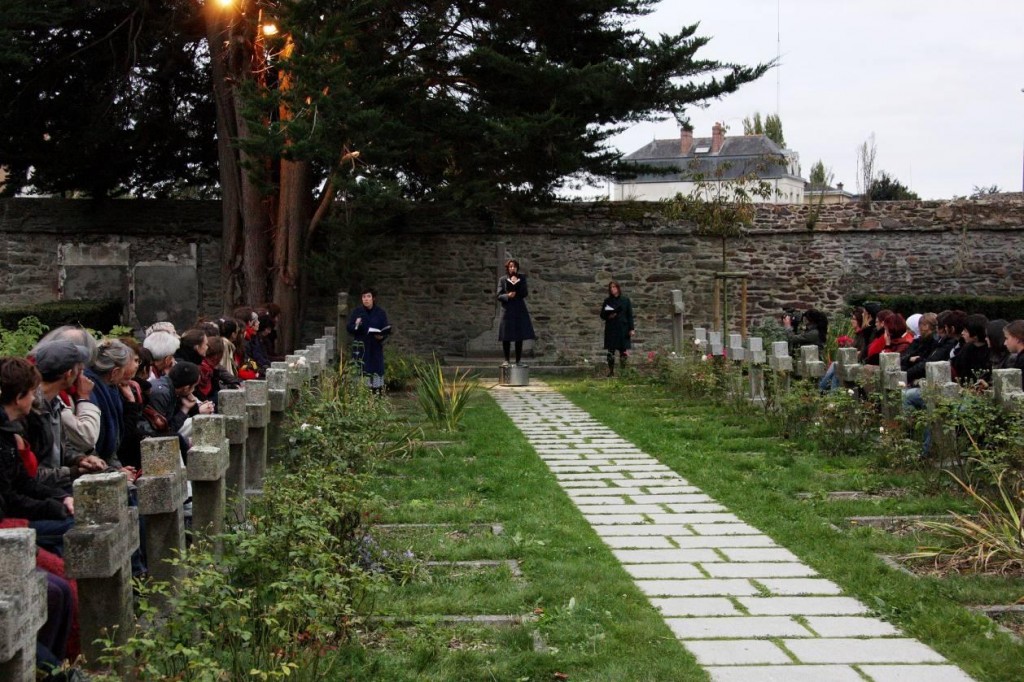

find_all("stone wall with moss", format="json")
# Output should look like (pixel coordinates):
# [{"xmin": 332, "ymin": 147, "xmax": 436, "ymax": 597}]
[{"xmin": 3, "ymin": 198, "xmax": 1023, "ymax": 356}]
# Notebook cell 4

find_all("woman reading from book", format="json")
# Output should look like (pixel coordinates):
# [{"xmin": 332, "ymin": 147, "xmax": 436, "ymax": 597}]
[
  {"xmin": 600, "ymin": 281, "xmax": 634, "ymax": 376},
  {"xmin": 497, "ymin": 259, "xmax": 536, "ymax": 366},
  {"xmin": 346, "ymin": 288, "xmax": 391, "ymax": 393}
]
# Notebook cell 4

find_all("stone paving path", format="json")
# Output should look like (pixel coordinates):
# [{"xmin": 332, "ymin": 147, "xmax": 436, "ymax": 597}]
[{"xmin": 491, "ymin": 382, "xmax": 974, "ymax": 682}]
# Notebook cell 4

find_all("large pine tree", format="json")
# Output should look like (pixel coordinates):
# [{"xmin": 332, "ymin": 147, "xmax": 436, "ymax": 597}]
[{"xmin": 3, "ymin": 1, "xmax": 768, "ymax": 348}]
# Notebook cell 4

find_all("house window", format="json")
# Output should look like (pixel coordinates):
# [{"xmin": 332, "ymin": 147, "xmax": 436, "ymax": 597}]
[{"xmin": 693, "ymin": 145, "xmax": 711, "ymax": 154}]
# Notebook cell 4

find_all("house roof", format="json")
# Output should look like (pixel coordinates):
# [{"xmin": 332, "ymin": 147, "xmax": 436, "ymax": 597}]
[{"xmin": 619, "ymin": 134, "xmax": 800, "ymax": 183}]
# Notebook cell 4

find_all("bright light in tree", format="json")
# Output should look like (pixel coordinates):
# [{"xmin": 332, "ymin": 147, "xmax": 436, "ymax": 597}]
[
  {"xmin": 215, "ymin": 0, "xmax": 235, "ymax": 8},
  {"xmin": 262, "ymin": 23, "xmax": 279, "ymax": 36}
]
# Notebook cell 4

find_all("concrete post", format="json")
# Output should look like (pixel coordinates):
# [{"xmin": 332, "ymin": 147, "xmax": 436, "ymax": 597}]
[
  {"xmin": 768, "ymin": 341, "xmax": 793, "ymax": 391},
  {"xmin": 878, "ymin": 352, "xmax": 906, "ymax": 417},
  {"xmin": 187, "ymin": 415, "xmax": 230, "ymax": 550},
  {"xmin": 670, "ymin": 290, "xmax": 684, "ymax": 353},
  {"xmin": 244, "ymin": 380, "xmax": 270, "ymax": 496},
  {"xmin": 708, "ymin": 331, "xmax": 723, "ymax": 357},
  {"xmin": 923, "ymin": 361, "xmax": 961, "ymax": 460},
  {"xmin": 746, "ymin": 337, "xmax": 766, "ymax": 404},
  {"xmin": 266, "ymin": 367, "xmax": 289, "ymax": 458},
  {"xmin": 992, "ymin": 368, "xmax": 1024, "ymax": 407},
  {"xmin": 324, "ymin": 326, "xmax": 338, "ymax": 364},
  {"xmin": 284, "ymin": 354, "xmax": 306, "ymax": 403},
  {"xmin": 217, "ymin": 388, "xmax": 248, "ymax": 520},
  {"xmin": 0, "ymin": 529, "xmax": 47, "ymax": 682},
  {"xmin": 64, "ymin": 472, "xmax": 139, "ymax": 665},
  {"xmin": 693, "ymin": 327, "xmax": 708, "ymax": 356},
  {"xmin": 137, "ymin": 437, "xmax": 187, "ymax": 586},
  {"xmin": 798, "ymin": 345, "xmax": 825, "ymax": 379},
  {"xmin": 305, "ymin": 346, "xmax": 323, "ymax": 378},
  {"xmin": 836, "ymin": 347, "xmax": 861, "ymax": 384}
]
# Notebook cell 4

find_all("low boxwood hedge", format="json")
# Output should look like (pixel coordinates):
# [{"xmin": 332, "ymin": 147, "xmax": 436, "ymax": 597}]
[
  {"xmin": 0, "ymin": 299, "xmax": 123, "ymax": 332},
  {"xmin": 847, "ymin": 294, "xmax": 1024, "ymax": 321}
]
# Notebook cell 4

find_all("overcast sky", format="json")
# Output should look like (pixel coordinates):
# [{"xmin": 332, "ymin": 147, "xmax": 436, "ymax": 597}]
[{"xmin": 591, "ymin": 0, "xmax": 1024, "ymax": 200}]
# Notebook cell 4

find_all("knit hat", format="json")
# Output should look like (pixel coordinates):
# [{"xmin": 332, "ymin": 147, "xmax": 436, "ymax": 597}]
[
  {"xmin": 168, "ymin": 361, "xmax": 200, "ymax": 388},
  {"xmin": 34, "ymin": 341, "xmax": 90, "ymax": 381}
]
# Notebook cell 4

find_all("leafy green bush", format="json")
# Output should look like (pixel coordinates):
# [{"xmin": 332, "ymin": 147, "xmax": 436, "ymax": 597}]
[
  {"xmin": 384, "ymin": 347, "xmax": 427, "ymax": 392},
  {"xmin": 93, "ymin": 371, "xmax": 407, "ymax": 680},
  {"xmin": 0, "ymin": 316, "xmax": 48, "ymax": 356},
  {"xmin": 0, "ymin": 298, "xmax": 122, "ymax": 331}
]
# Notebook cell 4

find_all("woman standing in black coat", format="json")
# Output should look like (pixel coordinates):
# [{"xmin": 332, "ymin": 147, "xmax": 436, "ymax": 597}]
[
  {"xmin": 497, "ymin": 259, "xmax": 536, "ymax": 366},
  {"xmin": 600, "ymin": 281, "xmax": 634, "ymax": 376}
]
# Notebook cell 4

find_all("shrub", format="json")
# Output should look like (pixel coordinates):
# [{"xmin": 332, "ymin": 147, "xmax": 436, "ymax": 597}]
[
  {"xmin": 912, "ymin": 466, "xmax": 1024, "ymax": 575},
  {"xmin": 847, "ymin": 293, "xmax": 1024, "ymax": 321},
  {"xmin": 384, "ymin": 347, "xmax": 427, "ymax": 392},
  {"xmin": 94, "ymin": 371, "xmax": 405, "ymax": 680},
  {"xmin": 0, "ymin": 316, "xmax": 48, "ymax": 356},
  {"xmin": 415, "ymin": 358, "xmax": 478, "ymax": 432},
  {"xmin": 0, "ymin": 298, "xmax": 122, "ymax": 332}
]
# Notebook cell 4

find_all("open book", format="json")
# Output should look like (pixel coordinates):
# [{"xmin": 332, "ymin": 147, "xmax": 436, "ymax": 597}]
[
  {"xmin": 367, "ymin": 325, "xmax": 392, "ymax": 334},
  {"xmin": 603, "ymin": 304, "xmax": 616, "ymax": 312}
]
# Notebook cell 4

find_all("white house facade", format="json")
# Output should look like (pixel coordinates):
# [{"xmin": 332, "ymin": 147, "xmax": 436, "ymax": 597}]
[{"xmin": 611, "ymin": 124, "xmax": 805, "ymax": 204}]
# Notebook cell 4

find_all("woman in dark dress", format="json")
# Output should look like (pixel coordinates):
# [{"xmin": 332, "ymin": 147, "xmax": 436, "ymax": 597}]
[
  {"xmin": 600, "ymin": 281, "xmax": 634, "ymax": 376},
  {"xmin": 346, "ymin": 288, "xmax": 391, "ymax": 392},
  {"xmin": 497, "ymin": 259, "xmax": 536, "ymax": 366}
]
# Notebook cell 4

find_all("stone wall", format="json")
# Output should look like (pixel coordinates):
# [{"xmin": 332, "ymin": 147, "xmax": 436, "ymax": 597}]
[
  {"xmin": 2, "ymin": 197, "xmax": 1023, "ymax": 356},
  {"xmin": 0, "ymin": 199, "xmax": 222, "ymax": 329}
]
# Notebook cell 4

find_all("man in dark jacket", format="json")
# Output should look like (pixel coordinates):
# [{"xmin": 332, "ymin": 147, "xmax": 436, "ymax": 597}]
[
  {"xmin": 0, "ymin": 357, "xmax": 74, "ymax": 554},
  {"xmin": 140, "ymin": 361, "xmax": 213, "ymax": 438}
]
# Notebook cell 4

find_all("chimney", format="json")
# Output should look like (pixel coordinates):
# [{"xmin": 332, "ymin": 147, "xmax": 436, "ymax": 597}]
[
  {"xmin": 711, "ymin": 123, "xmax": 725, "ymax": 154},
  {"xmin": 680, "ymin": 128, "xmax": 693, "ymax": 155}
]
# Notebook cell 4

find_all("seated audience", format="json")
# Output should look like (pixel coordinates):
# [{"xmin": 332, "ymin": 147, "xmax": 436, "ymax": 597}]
[
  {"xmin": 0, "ymin": 358, "xmax": 74, "ymax": 555},
  {"xmin": 144, "ymin": 330, "xmax": 180, "ymax": 381},
  {"xmin": 951, "ymin": 313, "xmax": 991, "ymax": 386}
]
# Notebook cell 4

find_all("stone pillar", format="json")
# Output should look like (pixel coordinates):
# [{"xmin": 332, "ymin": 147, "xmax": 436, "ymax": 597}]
[
  {"xmin": 187, "ymin": 415, "xmax": 230, "ymax": 550},
  {"xmin": 727, "ymin": 333, "xmax": 745, "ymax": 362},
  {"xmin": 836, "ymin": 347, "xmax": 861, "ymax": 385},
  {"xmin": 797, "ymin": 346, "xmax": 825, "ymax": 380},
  {"xmin": 64, "ymin": 472, "xmax": 139, "ymax": 666},
  {"xmin": 324, "ymin": 326, "xmax": 337, "ymax": 364},
  {"xmin": 726, "ymin": 333, "xmax": 745, "ymax": 397},
  {"xmin": 878, "ymin": 352, "xmax": 906, "ymax": 417},
  {"xmin": 670, "ymin": 290, "xmax": 685, "ymax": 353},
  {"xmin": 285, "ymin": 354, "xmax": 306, "ymax": 403},
  {"xmin": 992, "ymin": 369, "xmax": 1024, "ymax": 407},
  {"xmin": 746, "ymin": 337, "xmax": 766, "ymax": 404},
  {"xmin": 266, "ymin": 367, "xmax": 289, "ymax": 458},
  {"xmin": 137, "ymin": 437, "xmax": 187, "ymax": 586},
  {"xmin": 244, "ymin": 380, "xmax": 270, "ymax": 496},
  {"xmin": 708, "ymin": 331, "xmax": 723, "ymax": 357},
  {"xmin": 217, "ymin": 388, "xmax": 248, "ymax": 520},
  {"xmin": 305, "ymin": 346, "xmax": 323, "ymax": 378},
  {"xmin": 768, "ymin": 341, "xmax": 793, "ymax": 391},
  {"xmin": 693, "ymin": 327, "xmax": 708, "ymax": 356},
  {"xmin": 311, "ymin": 342, "xmax": 327, "ymax": 370},
  {"xmin": 0, "ymin": 529, "xmax": 47, "ymax": 682},
  {"xmin": 923, "ymin": 361, "xmax": 961, "ymax": 460},
  {"xmin": 294, "ymin": 350, "xmax": 313, "ymax": 380}
]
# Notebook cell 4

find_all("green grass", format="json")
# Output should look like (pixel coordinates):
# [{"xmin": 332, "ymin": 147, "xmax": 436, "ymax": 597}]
[
  {"xmin": 555, "ymin": 376, "xmax": 1024, "ymax": 682},
  {"xmin": 345, "ymin": 389, "xmax": 708, "ymax": 681}
]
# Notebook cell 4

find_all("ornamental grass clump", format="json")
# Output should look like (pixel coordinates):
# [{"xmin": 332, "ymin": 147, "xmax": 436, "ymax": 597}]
[
  {"xmin": 415, "ymin": 358, "xmax": 477, "ymax": 432},
  {"xmin": 912, "ymin": 466, "xmax": 1024, "ymax": 575}
]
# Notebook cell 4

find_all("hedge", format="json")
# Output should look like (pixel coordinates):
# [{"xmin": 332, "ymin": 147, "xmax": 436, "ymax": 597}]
[
  {"xmin": 846, "ymin": 294, "xmax": 1024, "ymax": 322},
  {"xmin": 0, "ymin": 299, "xmax": 124, "ymax": 332}
]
